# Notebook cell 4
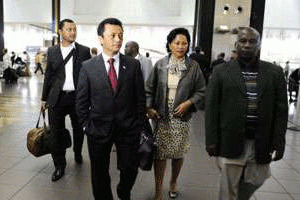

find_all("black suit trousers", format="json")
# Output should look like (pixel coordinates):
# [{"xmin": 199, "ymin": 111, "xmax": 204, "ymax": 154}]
[
  {"xmin": 87, "ymin": 127, "xmax": 140, "ymax": 200},
  {"xmin": 48, "ymin": 92, "xmax": 84, "ymax": 168}
]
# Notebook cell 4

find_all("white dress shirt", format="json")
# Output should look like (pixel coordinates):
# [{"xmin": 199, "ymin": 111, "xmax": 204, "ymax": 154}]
[
  {"xmin": 61, "ymin": 42, "xmax": 76, "ymax": 91},
  {"xmin": 102, "ymin": 52, "xmax": 120, "ymax": 78}
]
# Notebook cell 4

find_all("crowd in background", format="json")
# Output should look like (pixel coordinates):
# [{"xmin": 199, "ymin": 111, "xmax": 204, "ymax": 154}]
[{"xmin": 0, "ymin": 20, "xmax": 290, "ymax": 200}]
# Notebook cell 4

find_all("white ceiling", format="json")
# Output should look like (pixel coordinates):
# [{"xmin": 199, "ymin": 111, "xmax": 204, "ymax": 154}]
[{"xmin": 4, "ymin": 0, "xmax": 300, "ymax": 28}]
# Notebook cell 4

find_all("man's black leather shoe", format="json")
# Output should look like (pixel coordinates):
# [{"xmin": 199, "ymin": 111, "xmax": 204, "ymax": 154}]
[
  {"xmin": 51, "ymin": 168, "xmax": 65, "ymax": 182},
  {"xmin": 75, "ymin": 153, "xmax": 83, "ymax": 164},
  {"xmin": 117, "ymin": 184, "xmax": 130, "ymax": 200}
]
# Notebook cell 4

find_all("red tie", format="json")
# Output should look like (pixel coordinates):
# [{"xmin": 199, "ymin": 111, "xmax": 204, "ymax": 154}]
[{"xmin": 108, "ymin": 58, "xmax": 117, "ymax": 91}]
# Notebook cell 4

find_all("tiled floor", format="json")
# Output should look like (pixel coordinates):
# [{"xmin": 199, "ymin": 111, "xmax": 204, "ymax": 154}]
[{"xmin": 0, "ymin": 75, "xmax": 300, "ymax": 200}]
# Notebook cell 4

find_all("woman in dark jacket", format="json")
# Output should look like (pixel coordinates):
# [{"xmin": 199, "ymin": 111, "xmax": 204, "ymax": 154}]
[{"xmin": 146, "ymin": 28, "xmax": 206, "ymax": 200}]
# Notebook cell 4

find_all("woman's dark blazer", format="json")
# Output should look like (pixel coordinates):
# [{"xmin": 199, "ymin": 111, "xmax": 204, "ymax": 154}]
[{"xmin": 145, "ymin": 55, "xmax": 206, "ymax": 121}]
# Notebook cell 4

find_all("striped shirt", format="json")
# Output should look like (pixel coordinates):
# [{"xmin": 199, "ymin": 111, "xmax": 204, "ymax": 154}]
[{"xmin": 240, "ymin": 61, "xmax": 259, "ymax": 139}]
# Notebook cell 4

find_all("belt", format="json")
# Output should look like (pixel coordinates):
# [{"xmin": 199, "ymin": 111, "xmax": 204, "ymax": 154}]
[{"xmin": 61, "ymin": 90, "xmax": 75, "ymax": 94}]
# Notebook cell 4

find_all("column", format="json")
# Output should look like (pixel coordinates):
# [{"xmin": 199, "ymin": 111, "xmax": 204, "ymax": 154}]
[
  {"xmin": 250, "ymin": 0, "xmax": 266, "ymax": 38},
  {"xmin": 192, "ymin": 0, "xmax": 200, "ymax": 51},
  {"xmin": 52, "ymin": 0, "xmax": 60, "ymax": 45},
  {"xmin": 193, "ymin": 0, "xmax": 216, "ymax": 64},
  {"xmin": 0, "ymin": 0, "xmax": 4, "ymax": 61}
]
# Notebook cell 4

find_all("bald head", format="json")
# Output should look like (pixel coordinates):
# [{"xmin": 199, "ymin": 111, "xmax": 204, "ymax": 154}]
[
  {"xmin": 125, "ymin": 41, "xmax": 139, "ymax": 57},
  {"xmin": 237, "ymin": 27, "xmax": 260, "ymax": 42},
  {"xmin": 236, "ymin": 27, "xmax": 261, "ymax": 61}
]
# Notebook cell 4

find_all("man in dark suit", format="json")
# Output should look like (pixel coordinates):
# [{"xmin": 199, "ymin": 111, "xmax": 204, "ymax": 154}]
[
  {"xmin": 189, "ymin": 46, "xmax": 210, "ymax": 84},
  {"xmin": 125, "ymin": 41, "xmax": 153, "ymax": 84},
  {"xmin": 205, "ymin": 27, "xmax": 288, "ymax": 199},
  {"xmin": 211, "ymin": 52, "xmax": 226, "ymax": 68},
  {"xmin": 41, "ymin": 19, "xmax": 91, "ymax": 182},
  {"xmin": 76, "ymin": 18, "xmax": 146, "ymax": 200}
]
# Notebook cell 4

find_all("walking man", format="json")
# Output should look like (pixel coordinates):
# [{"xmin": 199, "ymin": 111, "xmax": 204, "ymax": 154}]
[
  {"xmin": 205, "ymin": 27, "xmax": 288, "ymax": 200},
  {"xmin": 76, "ymin": 18, "xmax": 146, "ymax": 200},
  {"xmin": 41, "ymin": 19, "xmax": 91, "ymax": 182}
]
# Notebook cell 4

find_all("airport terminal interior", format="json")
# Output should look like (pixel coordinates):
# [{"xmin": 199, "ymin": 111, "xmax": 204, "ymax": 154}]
[
  {"xmin": 0, "ymin": 75, "xmax": 300, "ymax": 200},
  {"xmin": 1, "ymin": 0, "xmax": 300, "ymax": 200}
]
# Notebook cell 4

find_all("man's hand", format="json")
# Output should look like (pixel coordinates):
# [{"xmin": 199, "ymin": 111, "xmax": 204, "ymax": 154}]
[
  {"xmin": 41, "ymin": 101, "xmax": 48, "ymax": 111},
  {"xmin": 146, "ymin": 108, "xmax": 160, "ymax": 121},
  {"xmin": 174, "ymin": 100, "xmax": 192, "ymax": 117},
  {"xmin": 206, "ymin": 144, "xmax": 219, "ymax": 157}
]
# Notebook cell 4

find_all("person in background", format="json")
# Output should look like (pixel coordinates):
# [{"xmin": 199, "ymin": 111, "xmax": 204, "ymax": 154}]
[
  {"xmin": 125, "ymin": 41, "xmax": 153, "ymax": 84},
  {"xmin": 284, "ymin": 61, "xmax": 290, "ymax": 80},
  {"xmin": 10, "ymin": 51, "xmax": 16, "ymax": 67},
  {"xmin": 3, "ymin": 50, "xmax": 18, "ymax": 83},
  {"xmin": 41, "ymin": 19, "xmax": 91, "ymax": 182},
  {"xmin": 146, "ymin": 28, "xmax": 206, "ymax": 200},
  {"xmin": 22, "ymin": 51, "xmax": 31, "ymax": 76},
  {"xmin": 90, "ymin": 47, "xmax": 98, "ymax": 57},
  {"xmin": 34, "ymin": 51, "xmax": 44, "ymax": 75},
  {"xmin": 189, "ymin": 46, "xmax": 210, "ymax": 84},
  {"xmin": 205, "ymin": 27, "xmax": 288, "ymax": 200},
  {"xmin": 288, "ymin": 68, "xmax": 300, "ymax": 102},
  {"xmin": 211, "ymin": 52, "xmax": 226, "ymax": 68},
  {"xmin": 2, "ymin": 48, "xmax": 11, "ymax": 70},
  {"xmin": 76, "ymin": 18, "xmax": 147, "ymax": 200},
  {"xmin": 230, "ymin": 50, "xmax": 238, "ymax": 60},
  {"xmin": 146, "ymin": 52, "xmax": 150, "ymax": 58}
]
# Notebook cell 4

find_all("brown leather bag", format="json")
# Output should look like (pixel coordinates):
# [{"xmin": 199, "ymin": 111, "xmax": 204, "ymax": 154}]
[{"xmin": 27, "ymin": 110, "xmax": 51, "ymax": 157}]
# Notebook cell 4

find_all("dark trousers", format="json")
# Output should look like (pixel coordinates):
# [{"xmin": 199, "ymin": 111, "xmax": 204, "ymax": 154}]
[
  {"xmin": 48, "ymin": 92, "xmax": 84, "ymax": 168},
  {"xmin": 34, "ymin": 63, "xmax": 44, "ymax": 74},
  {"xmin": 87, "ymin": 127, "xmax": 140, "ymax": 200}
]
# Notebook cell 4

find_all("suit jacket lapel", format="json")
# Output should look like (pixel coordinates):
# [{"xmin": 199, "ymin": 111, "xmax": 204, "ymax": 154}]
[
  {"xmin": 256, "ymin": 61, "xmax": 264, "ymax": 99},
  {"xmin": 97, "ymin": 55, "xmax": 112, "ymax": 91},
  {"xmin": 52, "ymin": 45, "xmax": 64, "ymax": 71},
  {"xmin": 229, "ymin": 61, "xmax": 247, "ymax": 95},
  {"xmin": 73, "ymin": 43, "xmax": 78, "ymax": 65},
  {"xmin": 116, "ymin": 54, "xmax": 127, "ymax": 95}
]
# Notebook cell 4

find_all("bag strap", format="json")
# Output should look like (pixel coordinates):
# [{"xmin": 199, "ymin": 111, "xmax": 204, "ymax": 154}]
[
  {"xmin": 63, "ymin": 48, "xmax": 75, "ymax": 67},
  {"xmin": 36, "ymin": 110, "xmax": 47, "ymax": 128}
]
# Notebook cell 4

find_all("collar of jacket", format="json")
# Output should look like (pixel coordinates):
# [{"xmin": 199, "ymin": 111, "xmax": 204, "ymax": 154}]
[
  {"xmin": 167, "ymin": 53, "xmax": 193, "ymax": 67},
  {"xmin": 238, "ymin": 56, "xmax": 259, "ymax": 69}
]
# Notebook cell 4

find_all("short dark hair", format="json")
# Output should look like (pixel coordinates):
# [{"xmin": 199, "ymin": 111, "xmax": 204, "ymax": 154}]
[
  {"xmin": 91, "ymin": 47, "xmax": 98, "ymax": 54},
  {"xmin": 219, "ymin": 52, "xmax": 225, "ymax": 58},
  {"xmin": 126, "ymin": 41, "xmax": 139, "ymax": 51},
  {"xmin": 97, "ymin": 18, "xmax": 123, "ymax": 36},
  {"xmin": 238, "ymin": 27, "xmax": 261, "ymax": 42},
  {"xmin": 58, "ymin": 19, "xmax": 75, "ymax": 30},
  {"xmin": 195, "ymin": 46, "xmax": 201, "ymax": 52},
  {"xmin": 166, "ymin": 28, "xmax": 191, "ymax": 54},
  {"xmin": 131, "ymin": 41, "xmax": 139, "ymax": 51}
]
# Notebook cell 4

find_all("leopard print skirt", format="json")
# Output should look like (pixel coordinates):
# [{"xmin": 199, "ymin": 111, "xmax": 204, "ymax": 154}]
[{"xmin": 154, "ymin": 100, "xmax": 191, "ymax": 160}]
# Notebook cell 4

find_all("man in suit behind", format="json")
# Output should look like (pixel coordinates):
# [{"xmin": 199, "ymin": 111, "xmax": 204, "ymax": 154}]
[
  {"xmin": 205, "ymin": 27, "xmax": 288, "ymax": 199},
  {"xmin": 76, "ymin": 18, "xmax": 146, "ymax": 200},
  {"xmin": 189, "ymin": 46, "xmax": 210, "ymax": 84},
  {"xmin": 125, "ymin": 41, "xmax": 153, "ymax": 84},
  {"xmin": 41, "ymin": 19, "xmax": 91, "ymax": 182}
]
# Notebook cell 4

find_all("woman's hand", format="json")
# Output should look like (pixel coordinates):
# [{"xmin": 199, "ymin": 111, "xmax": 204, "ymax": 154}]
[
  {"xmin": 146, "ymin": 108, "xmax": 160, "ymax": 121},
  {"xmin": 174, "ymin": 100, "xmax": 192, "ymax": 117}
]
